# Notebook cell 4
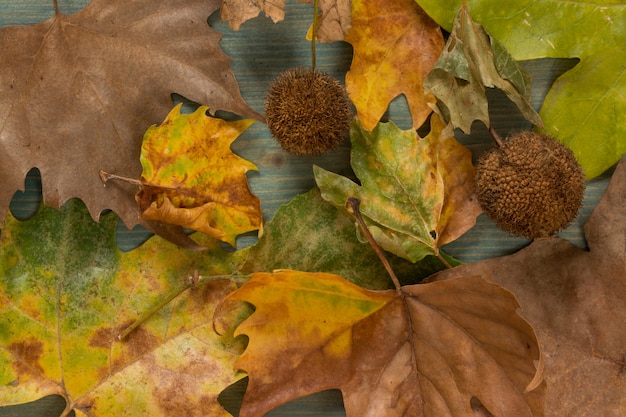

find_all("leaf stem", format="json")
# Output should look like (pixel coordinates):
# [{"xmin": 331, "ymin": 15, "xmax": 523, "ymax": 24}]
[
  {"xmin": 488, "ymin": 125, "xmax": 504, "ymax": 147},
  {"xmin": 346, "ymin": 197, "xmax": 402, "ymax": 290},
  {"xmin": 53, "ymin": 0, "xmax": 59, "ymax": 15},
  {"xmin": 99, "ymin": 169, "xmax": 142, "ymax": 186},
  {"xmin": 311, "ymin": 0, "xmax": 319, "ymax": 70},
  {"xmin": 117, "ymin": 272, "xmax": 246, "ymax": 340}
]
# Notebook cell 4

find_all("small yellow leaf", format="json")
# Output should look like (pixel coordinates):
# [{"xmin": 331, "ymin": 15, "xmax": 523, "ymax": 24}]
[
  {"xmin": 137, "ymin": 104, "xmax": 262, "ymax": 246},
  {"xmin": 345, "ymin": 0, "xmax": 444, "ymax": 131}
]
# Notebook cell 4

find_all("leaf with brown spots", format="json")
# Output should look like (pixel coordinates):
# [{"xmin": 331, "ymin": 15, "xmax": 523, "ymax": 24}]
[
  {"xmin": 0, "ymin": 199, "xmax": 249, "ymax": 416},
  {"xmin": 130, "ymin": 104, "xmax": 262, "ymax": 247}
]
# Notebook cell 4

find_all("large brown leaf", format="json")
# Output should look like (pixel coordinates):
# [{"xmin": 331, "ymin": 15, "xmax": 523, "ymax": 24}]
[
  {"xmin": 432, "ymin": 159, "xmax": 626, "ymax": 416},
  {"xmin": 0, "ymin": 0, "xmax": 261, "ymax": 230},
  {"xmin": 222, "ymin": 270, "xmax": 544, "ymax": 417}
]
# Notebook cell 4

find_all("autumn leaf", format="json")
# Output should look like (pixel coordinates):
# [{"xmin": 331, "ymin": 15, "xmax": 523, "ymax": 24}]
[
  {"xmin": 0, "ymin": 199, "xmax": 248, "ymax": 416},
  {"xmin": 431, "ymin": 158, "xmax": 626, "ymax": 417},
  {"xmin": 415, "ymin": 0, "xmax": 626, "ymax": 178},
  {"xmin": 344, "ymin": 0, "xmax": 444, "ymax": 131},
  {"xmin": 0, "ymin": 0, "xmax": 262, "ymax": 233},
  {"xmin": 314, "ymin": 115, "xmax": 481, "ymax": 264},
  {"xmin": 222, "ymin": 270, "xmax": 544, "ymax": 417},
  {"xmin": 132, "ymin": 104, "xmax": 262, "ymax": 247},
  {"xmin": 239, "ymin": 188, "xmax": 451, "ymax": 289},
  {"xmin": 424, "ymin": 4, "xmax": 542, "ymax": 134}
]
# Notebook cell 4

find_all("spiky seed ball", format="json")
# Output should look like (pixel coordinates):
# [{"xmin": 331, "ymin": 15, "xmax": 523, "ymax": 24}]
[
  {"xmin": 474, "ymin": 131, "xmax": 585, "ymax": 239},
  {"xmin": 264, "ymin": 67, "xmax": 352, "ymax": 156}
]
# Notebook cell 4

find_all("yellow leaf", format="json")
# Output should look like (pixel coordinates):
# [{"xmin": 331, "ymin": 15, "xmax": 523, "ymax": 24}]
[
  {"xmin": 137, "ymin": 104, "xmax": 262, "ymax": 247},
  {"xmin": 345, "ymin": 0, "xmax": 444, "ymax": 131}
]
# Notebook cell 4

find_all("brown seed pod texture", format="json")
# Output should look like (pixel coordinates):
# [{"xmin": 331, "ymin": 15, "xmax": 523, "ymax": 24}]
[
  {"xmin": 474, "ymin": 131, "xmax": 585, "ymax": 239},
  {"xmin": 265, "ymin": 67, "xmax": 352, "ymax": 156}
]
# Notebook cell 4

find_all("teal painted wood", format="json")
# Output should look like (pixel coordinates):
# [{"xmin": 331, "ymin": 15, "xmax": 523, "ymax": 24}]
[{"xmin": 0, "ymin": 0, "xmax": 613, "ymax": 416}]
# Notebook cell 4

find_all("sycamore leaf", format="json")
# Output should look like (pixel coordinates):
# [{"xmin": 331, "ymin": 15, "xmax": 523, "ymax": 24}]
[
  {"xmin": 224, "ymin": 270, "xmax": 543, "ymax": 417},
  {"xmin": 0, "ymin": 199, "xmax": 248, "ymax": 416},
  {"xmin": 424, "ymin": 4, "xmax": 542, "ymax": 133},
  {"xmin": 135, "ymin": 104, "xmax": 262, "ymax": 247},
  {"xmin": 415, "ymin": 0, "xmax": 626, "ymax": 178},
  {"xmin": 344, "ymin": 0, "xmax": 444, "ymax": 131},
  {"xmin": 0, "ymin": 0, "xmax": 262, "ymax": 232},
  {"xmin": 239, "ymin": 188, "xmax": 451, "ymax": 289},
  {"xmin": 314, "ymin": 115, "xmax": 481, "ymax": 263},
  {"xmin": 432, "ymin": 158, "xmax": 626, "ymax": 417}
]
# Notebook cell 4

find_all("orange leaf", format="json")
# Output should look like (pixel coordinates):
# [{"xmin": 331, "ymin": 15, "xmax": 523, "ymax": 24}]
[
  {"xmin": 224, "ymin": 270, "xmax": 544, "ymax": 417},
  {"xmin": 345, "ymin": 0, "xmax": 444, "ymax": 131},
  {"xmin": 136, "ymin": 104, "xmax": 262, "ymax": 246}
]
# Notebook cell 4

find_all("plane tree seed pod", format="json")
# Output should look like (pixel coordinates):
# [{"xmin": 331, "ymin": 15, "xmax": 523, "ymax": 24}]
[
  {"xmin": 265, "ymin": 67, "xmax": 352, "ymax": 156},
  {"xmin": 474, "ymin": 131, "xmax": 585, "ymax": 239}
]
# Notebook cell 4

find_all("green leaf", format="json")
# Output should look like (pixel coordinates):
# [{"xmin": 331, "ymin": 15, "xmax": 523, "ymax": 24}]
[
  {"xmin": 415, "ymin": 0, "xmax": 626, "ymax": 179},
  {"xmin": 240, "ymin": 188, "xmax": 451, "ymax": 288},
  {"xmin": 424, "ymin": 4, "xmax": 541, "ymax": 133},
  {"xmin": 0, "ymin": 200, "xmax": 247, "ymax": 416},
  {"xmin": 314, "ymin": 116, "xmax": 480, "ymax": 264}
]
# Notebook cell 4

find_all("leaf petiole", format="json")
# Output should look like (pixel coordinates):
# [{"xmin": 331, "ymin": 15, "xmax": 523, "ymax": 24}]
[
  {"xmin": 117, "ymin": 272, "xmax": 247, "ymax": 340},
  {"xmin": 346, "ymin": 197, "xmax": 402, "ymax": 290}
]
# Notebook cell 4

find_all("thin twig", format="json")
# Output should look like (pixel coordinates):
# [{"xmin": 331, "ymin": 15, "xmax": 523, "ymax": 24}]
[
  {"xmin": 311, "ymin": 0, "xmax": 319, "ymax": 70},
  {"xmin": 346, "ymin": 197, "xmax": 402, "ymax": 291},
  {"xmin": 99, "ymin": 169, "xmax": 142, "ymax": 186},
  {"xmin": 117, "ymin": 273, "xmax": 246, "ymax": 340},
  {"xmin": 488, "ymin": 125, "xmax": 504, "ymax": 147}
]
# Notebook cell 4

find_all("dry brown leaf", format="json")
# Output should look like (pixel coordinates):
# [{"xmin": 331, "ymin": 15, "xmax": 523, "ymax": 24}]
[
  {"xmin": 220, "ymin": 0, "xmax": 286, "ymax": 30},
  {"xmin": 222, "ymin": 270, "xmax": 544, "ymax": 417},
  {"xmin": 0, "ymin": 0, "xmax": 261, "ymax": 230},
  {"xmin": 432, "ymin": 159, "xmax": 626, "ymax": 416}
]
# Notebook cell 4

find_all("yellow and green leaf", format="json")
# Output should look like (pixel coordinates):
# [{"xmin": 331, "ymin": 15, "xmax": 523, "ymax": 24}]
[
  {"xmin": 416, "ymin": 0, "xmax": 626, "ymax": 178},
  {"xmin": 314, "ymin": 115, "xmax": 481, "ymax": 263},
  {"xmin": 0, "ymin": 200, "xmax": 248, "ymax": 416},
  {"xmin": 137, "ymin": 104, "xmax": 262, "ymax": 246}
]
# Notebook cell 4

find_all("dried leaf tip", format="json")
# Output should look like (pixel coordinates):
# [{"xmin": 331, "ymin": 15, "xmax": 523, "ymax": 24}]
[{"xmin": 265, "ymin": 67, "xmax": 352, "ymax": 156}]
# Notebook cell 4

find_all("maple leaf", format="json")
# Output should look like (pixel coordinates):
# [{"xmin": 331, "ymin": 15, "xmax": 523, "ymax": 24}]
[
  {"xmin": 424, "ymin": 4, "xmax": 542, "ymax": 134},
  {"xmin": 314, "ymin": 115, "xmax": 482, "ymax": 264},
  {"xmin": 0, "ymin": 0, "xmax": 262, "ymax": 233},
  {"xmin": 431, "ymin": 158, "xmax": 626, "ymax": 417},
  {"xmin": 130, "ymin": 104, "xmax": 262, "ymax": 248},
  {"xmin": 0, "ymin": 199, "xmax": 248, "ymax": 416},
  {"xmin": 222, "ymin": 270, "xmax": 544, "ymax": 417},
  {"xmin": 416, "ymin": 0, "xmax": 626, "ymax": 178},
  {"xmin": 344, "ymin": 0, "xmax": 444, "ymax": 131}
]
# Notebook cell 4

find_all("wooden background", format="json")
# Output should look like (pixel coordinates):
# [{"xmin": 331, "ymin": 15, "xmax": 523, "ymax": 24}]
[{"xmin": 0, "ymin": 0, "xmax": 613, "ymax": 416}]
